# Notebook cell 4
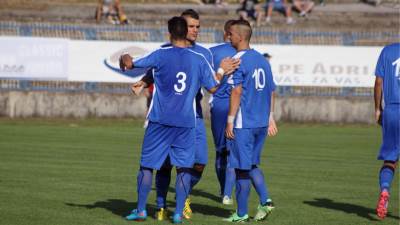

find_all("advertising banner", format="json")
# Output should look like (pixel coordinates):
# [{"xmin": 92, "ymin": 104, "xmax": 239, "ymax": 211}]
[
  {"xmin": 0, "ymin": 37, "xmax": 69, "ymax": 80},
  {"xmin": 0, "ymin": 37, "xmax": 382, "ymax": 87}
]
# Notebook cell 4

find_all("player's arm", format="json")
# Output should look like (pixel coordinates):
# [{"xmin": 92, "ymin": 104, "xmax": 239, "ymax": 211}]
[
  {"xmin": 131, "ymin": 69, "xmax": 155, "ymax": 96},
  {"xmin": 374, "ymin": 76, "xmax": 383, "ymax": 125},
  {"xmin": 268, "ymin": 91, "xmax": 278, "ymax": 136},
  {"xmin": 214, "ymin": 58, "xmax": 241, "ymax": 81},
  {"xmin": 225, "ymin": 84, "xmax": 242, "ymax": 139}
]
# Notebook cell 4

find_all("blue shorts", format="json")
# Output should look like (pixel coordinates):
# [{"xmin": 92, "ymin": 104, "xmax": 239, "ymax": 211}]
[
  {"xmin": 227, "ymin": 127, "xmax": 268, "ymax": 170},
  {"xmin": 195, "ymin": 117, "xmax": 208, "ymax": 165},
  {"xmin": 378, "ymin": 105, "xmax": 400, "ymax": 161},
  {"xmin": 140, "ymin": 122, "xmax": 196, "ymax": 169},
  {"xmin": 210, "ymin": 97, "xmax": 229, "ymax": 152}
]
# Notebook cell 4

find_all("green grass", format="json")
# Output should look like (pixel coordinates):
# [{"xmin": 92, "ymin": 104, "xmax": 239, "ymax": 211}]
[{"xmin": 0, "ymin": 119, "xmax": 398, "ymax": 225}]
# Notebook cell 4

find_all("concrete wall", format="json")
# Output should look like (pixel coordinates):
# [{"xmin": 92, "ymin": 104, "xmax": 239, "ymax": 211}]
[{"xmin": 0, "ymin": 91, "xmax": 375, "ymax": 123}]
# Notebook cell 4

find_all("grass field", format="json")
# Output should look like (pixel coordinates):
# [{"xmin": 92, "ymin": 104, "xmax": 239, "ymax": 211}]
[{"xmin": 0, "ymin": 119, "xmax": 398, "ymax": 225}]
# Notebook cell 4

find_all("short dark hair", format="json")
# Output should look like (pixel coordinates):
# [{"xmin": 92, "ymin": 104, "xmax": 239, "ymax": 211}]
[
  {"xmin": 181, "ymin": 9, "xmax": 200, "ymax": 20},
  {"xmin": 231, "ymin": 19, "xmax": 252, "ymax": 42},
  {"xmin": 168, "ymin": 16, "xmax": 188, "ymax": 41},
  {"xmin": 224, "ymin": 19, "xmax": 236, "ymax": 33}
]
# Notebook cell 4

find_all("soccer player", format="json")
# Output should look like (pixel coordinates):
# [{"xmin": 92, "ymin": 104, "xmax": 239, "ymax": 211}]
[
  {"xmin": 119, "ymin": 16, "xmax": 221, "ymax": 224},
  {"xmin": 130, "ymin": 11, "xmax": 240, "ymax": 221},
  {"xmin": 153, "ymin": 9, "xmax": 240, "ymax": 220},
  {"xmin": 224, "ymin": 19, "xmax": 277, "ymax": 222},
  {"xmin": 373, "ymin": 42, "xmax": 400, "ymax": 220},
  {"xmin": 209, "ymin": 19, "xmax": 238, "ymax": 205}
]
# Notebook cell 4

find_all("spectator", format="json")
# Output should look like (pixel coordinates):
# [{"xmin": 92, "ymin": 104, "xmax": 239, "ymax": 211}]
[
  {"xmin": 95, "ymin": 0, "xmax": 129, "ymax": 25},
  {"xmin": 237, "ymin": 0, "xmax": 263, "ymax": 27},
  {"xmin": 264, "ymin": 0, "xmax": 294, "ymax": 24},
  {"xmin": 293, "ymin": 0, "xmax": 315, "ymax": 17},
  {"xmin": 263, "ymin": 52, "xmax": 272, "ymax": 61}
]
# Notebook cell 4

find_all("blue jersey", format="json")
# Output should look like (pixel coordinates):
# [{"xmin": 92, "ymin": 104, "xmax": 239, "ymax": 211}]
[
  {"xmin": 375, "ymin": 43, "xmax": 400, "ymax": 105},
  {"xmin": 210, "ymin": 42, "xmax": 237, "ymax": 99},
  {"xmin": 231, "ymin": 49, "xmax": 276, "ymax": 128},
  {"xmin": 134, "ymin": 46, "xmax": 217, "ymax": 128},
  {"xmin": 190, "ymin": 43, "xmax": 214, "ymax": 118}
]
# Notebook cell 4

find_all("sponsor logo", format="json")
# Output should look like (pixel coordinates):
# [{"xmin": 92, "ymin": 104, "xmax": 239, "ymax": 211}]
[{"xmin": 104, "ymin": 46, "xmax": 150, "ymax": 79}]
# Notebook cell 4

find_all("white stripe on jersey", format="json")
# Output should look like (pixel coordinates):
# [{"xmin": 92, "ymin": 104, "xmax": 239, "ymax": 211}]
[
  {"xmin": 235, "ymin": 107, "xmax": 243, "ymax": 128},
  {"xmin": 186, "ymin": 48, "xmax": 216, "ymax": 81},
  {"xmin": 146, "ymin": 72, "xmax": 156, "ymax": 119},
  {"xmin": 195, "ymin": 43, "xmax": 215, "ymax": 68},
  {"xmin": 193, "ymin": 98, "xmax": 197, "ymax": 123},
  {"xmin": 229, "ymin": 51, "xmax": 247, "ymax": 86}
]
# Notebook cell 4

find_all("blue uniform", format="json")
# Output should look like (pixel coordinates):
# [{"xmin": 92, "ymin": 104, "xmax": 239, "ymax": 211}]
[
  {"xmin": 209, "ymin": 42, "xmax": 237, "ymax": 151},
  {"xmin": 227, "ymin": 49, "xmax": 276, "ymax": 170},
  {"xmin": 190, "ymin": 43, "xmax": 214, "ymax": 165},
  {"xmin": 375, "ymin": 43, "xmax": 400, "ymax": 161},
  {"xmin": 134, "ymin": 46, "xmax": 217, "ymax": 169}
]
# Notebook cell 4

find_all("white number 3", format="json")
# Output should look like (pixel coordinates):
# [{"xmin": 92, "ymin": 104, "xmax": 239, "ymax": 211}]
[{"xmin": 174, "ymin": 72, "xmax": 187, "ymax": 93}]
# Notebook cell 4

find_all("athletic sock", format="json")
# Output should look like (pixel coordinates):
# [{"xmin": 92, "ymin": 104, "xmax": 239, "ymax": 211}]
[
  {"xmin": 155, "ymin": 167, "xmax": 172, "ymax": 209},
  {"xmin": 136, "ymin": 167, "xmax": 153, "ymax": 212},
  {"xmin": 175, "ymin": 169, "xmax": 191, "ymax": 215},
  {"xmin": 379, "ymin": 166, "xmax": 395, "ymax": 192},
  {"xmin": 215, "ymin": 151, "xmax": 227, "ymax": 196},
  {"xmin": 236, "ymin": 169, "xmax": 251, "ymax": 217},
  {"xmin": 250, "ymin": 166, "xmax": 269, "ymax": 205},
  {"xmin": 224, "ymin": 167, "xmax": 236, "ymax": 197},
  {"xmin": 189, "ymin": 169, "xmax": 202, "ymax": 193}
]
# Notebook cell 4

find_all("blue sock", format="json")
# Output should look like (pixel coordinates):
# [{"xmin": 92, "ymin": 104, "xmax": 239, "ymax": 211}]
[
  {"xmin": 175, "ymin": 168, "xmax": 191, "ymax": 215},
  {"xmin": 235, "ymin": 169, "xmax": 251, "ymax": 217},
  {"xmin": 250, "ymin": 166, "xmax": 269, "ymax": 205},
  {"xmin": 379, "ymin": 166, "xmax": 395, "ymax": 192},
  {"xmin": 155, "ymin": 167, "xmax": 172, "ymax": 209},
  {"xmin": 224, "ymin": 167, "xmax": 236, "ymax": 197},
  {"xmin": 136, "ymin": 167, "xmax": 153, "ymax": 212},
  {"xmin": 215, "ymin": 151, "xmax": 226, "ymax": 196},
  {"xmin": 189, "ymin": 168, "xmax": 202, "ymax": 193}
]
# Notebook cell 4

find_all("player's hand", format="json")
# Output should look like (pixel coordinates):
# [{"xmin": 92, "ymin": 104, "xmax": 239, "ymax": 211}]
[
  {"xmin": 119, "ymin": 54, "xmax": 133, "ymax": 72},
  {"xmin": 131, "ymin": 81, "xmax": 145, "ymax": 96},
  {"xmin": 225, "ymin": 123, "xmax": 235, "ymax": 139},
  {"xmin": 268, "ymin": 117, "xmax": 278, "ymax": 136},
  {"xmin": 220, "ymin": 58, "xmax": 241, "ymax": 75},
  {"xmin": 375, "ymin": 109, "xmax": 382, "ymax": 126}
]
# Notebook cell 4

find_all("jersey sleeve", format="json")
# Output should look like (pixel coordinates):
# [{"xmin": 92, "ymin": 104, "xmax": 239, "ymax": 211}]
[
  {"xmin": 199, "ymin": 58, "xmax": 218, "ymax": 90},
  {"xmin": 375, "ymin": 47, "xmax": 386, "ymax": 78},
  {"xmin": 232, "ymin": 65, "xmax": 245, "ymax": 87},
  {"xmin": 133, "ymin": 50, "xmax": 160, "ymax": 69},
  {"xmin": 265, "ymin": 62, "xmax": 276, "ymax": 91}
]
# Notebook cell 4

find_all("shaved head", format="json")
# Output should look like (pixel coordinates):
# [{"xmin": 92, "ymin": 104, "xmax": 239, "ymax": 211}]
[{"xmin": 231, "ymin": 19, "xmax": 252, "ymax": 42}]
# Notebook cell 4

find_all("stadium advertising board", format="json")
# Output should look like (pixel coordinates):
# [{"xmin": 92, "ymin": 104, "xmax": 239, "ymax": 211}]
[
  {"xmin": 0, "ymin": 37, "xmax": 68, "ymax": 80},
  {"xmin": 0, "ymin": 37, "xmax": 381, "ymax": 87}
]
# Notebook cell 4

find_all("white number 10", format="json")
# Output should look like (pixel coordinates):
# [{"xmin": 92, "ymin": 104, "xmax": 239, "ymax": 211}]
[{"xmin": 252, "ymin": 68, "xmax": 265, "ymax": 90}]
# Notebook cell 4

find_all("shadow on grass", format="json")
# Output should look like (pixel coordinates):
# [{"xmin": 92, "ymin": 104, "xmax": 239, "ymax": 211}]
[
  {"xmin": 160, "ymin": 187, "xmax": 221, "ymax": 203},
  {"xmin": 66, "ymin": 198, "xmax": 232, "ymax": 219},
  {"xmin": 303, "ymin": 198, "xmax": 399, "ymax": 221},
  {"xmin": 66, "ymin": 199, "xmax": 154, "ymax": 219}
]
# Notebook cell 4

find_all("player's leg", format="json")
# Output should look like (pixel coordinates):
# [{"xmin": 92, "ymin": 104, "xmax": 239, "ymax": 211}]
[
  {"xmin": 251, "ymin": 127, "xmax": 274, "ymax": 221},
  {"xmin": 155, "ymin": 158, "xmax": 172, "ymax": 220},
  {"xmin": 223, "ymin": 149, "xmax": 236, "ymax": 205},
  {"xmin": 169, "ymin": 126, "xmax": 196, "ymax": 223},
  {"xmin": 224, "ymin": 129, "xmax": 252, "ymax": 222},
  {"xmin": 377, "ymin": 161, "xmax": 397, "ymax": 219},
  {"xmin": 215, "ymin": 151, "xmax": 226, "ymax": 196},
  {"xmin": 126, "ymin": 167, "xmax": 152, "ymax": 221},
  {"xmin": 190, "ymin": 118, "xmax": 208, "ymax": 192},
  {"xmin": 376, "ymin": 105, "xmax": 399, "ymax": 219},
  {"xmin": 126, "ymin": 122, "xmax": 172, "ymax": 221}
]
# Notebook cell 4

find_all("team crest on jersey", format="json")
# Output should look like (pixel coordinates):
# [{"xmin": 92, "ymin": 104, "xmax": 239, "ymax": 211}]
[{"xmin": 104, "ymin": 46, "xmax": 150, "ymax": 79}]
